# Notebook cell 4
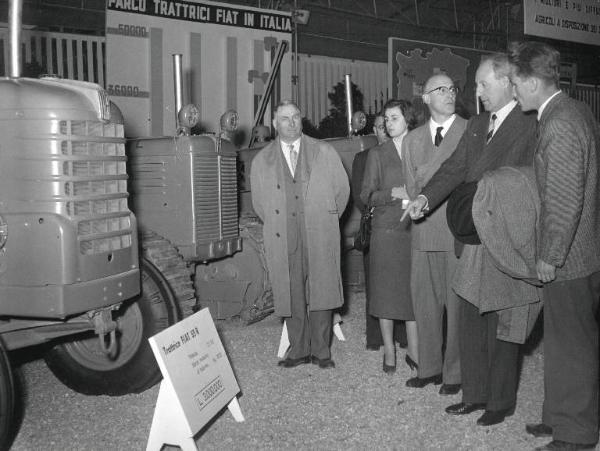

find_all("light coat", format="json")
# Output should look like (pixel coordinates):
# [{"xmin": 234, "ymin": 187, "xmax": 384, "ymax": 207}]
[
  {"xmin": 403, "ymin": 116, "xmax": 468, "ymax": 251},
  {"xmin": 453, "ymin": 166, "xmax": 543, "ymax": 343},
  {"xmin": 250, "ymin": 134, "xmax": 350, "ymax": 317}
]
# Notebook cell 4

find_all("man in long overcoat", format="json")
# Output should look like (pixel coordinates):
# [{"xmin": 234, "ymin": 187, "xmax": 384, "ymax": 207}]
[{"xmin": 250, "ymin": 100, "xmax": 349, "ymax": 369}]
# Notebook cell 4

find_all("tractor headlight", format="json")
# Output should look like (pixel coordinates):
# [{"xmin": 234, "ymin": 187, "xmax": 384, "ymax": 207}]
[
  {"xmin": 178, "ymin": 104, "xmax": 201, "ymax": 129},
  {"xmin": 220, "ymin": 109, "xmax": 239, "ymax": 132},
  {"xmin": 351, "ymin": 111, "xmax": 367, "ymax": 132}
]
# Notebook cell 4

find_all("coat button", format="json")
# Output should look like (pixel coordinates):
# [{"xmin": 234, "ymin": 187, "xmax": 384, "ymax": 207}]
[
  {"xmin": 276, "ymin": 232, "xmax": 280, "ymax": 237},
  {"xmin": 295, "ymin": 195, "xmax": 299, "ymax": 199},
  {"xmin": 275, "ymin": 209, "xmax": 279, "ymax": 214},
  {"xmin": 277, "ymin": 184, "xmax": 280, "ymax": 189},
  {"xmin": 292, "ymin": 212, "xmax": 296, "ymax": 217}
]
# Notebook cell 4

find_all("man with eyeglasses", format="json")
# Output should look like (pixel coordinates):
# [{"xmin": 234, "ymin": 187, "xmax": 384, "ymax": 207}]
[
  {"xmin": 402, "ymin": 53, "xmax": 537, "ymax": 426},
  {"xmin": 402, "ymin": 74, "xmax": 467, "ymax": 396}
]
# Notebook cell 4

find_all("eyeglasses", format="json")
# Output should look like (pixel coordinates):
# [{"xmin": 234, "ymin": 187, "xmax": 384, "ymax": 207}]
[{"xmin": 424, "ymin": 86, "xmax": 459, "ymax": 95}]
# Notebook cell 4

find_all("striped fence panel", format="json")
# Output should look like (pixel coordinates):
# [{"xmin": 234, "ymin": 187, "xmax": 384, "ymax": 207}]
[
  {"xmin": 298, "ymin": 53, "xmax": 388, "ymax": 126},
  {"xmin": 562, "ymin": 82, "xmax": 600, "ymax": 122},
  {"xmin": 0, "ymin": 28, "xmax": 105, "ymax": 85}
]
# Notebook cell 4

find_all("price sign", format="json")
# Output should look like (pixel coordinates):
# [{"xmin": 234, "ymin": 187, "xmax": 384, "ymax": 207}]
[{"xmin": 147, "ymin": 308, "xmax": 242, "ymax": 450}]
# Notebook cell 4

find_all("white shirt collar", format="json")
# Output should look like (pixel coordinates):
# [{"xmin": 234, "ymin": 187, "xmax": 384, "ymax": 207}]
[
  {"xmin": 429, "ymin": 114, "xmax": 456, "ymax": 143},
  {"xmin": 281, "ymin": 137, "xmax": 301, "ymax": 173},
  {"xmin": 282, "ymin": 137, "xmax": 301, "ymax": 152},
  {"xmin": 490, "ymin": 99, "xmax": 517, "ymax": 131},
  {"xmin": 537, "ymin": 91, "xmax": 561, "ymax": 121}
]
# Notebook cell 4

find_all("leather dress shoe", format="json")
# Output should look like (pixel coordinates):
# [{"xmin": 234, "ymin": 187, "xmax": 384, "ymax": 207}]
[
  {"xmin": 438, "ymin": 383, "xmax": 461, "ymax": 395},
  {"xmin": 445, "ymin": 402, "xmax": 486, "ymax": 415},
  {"xmin": 526, "ymin": 423, "xmax": 553, "ymax": 437},
  {"xmin": 476, "ymin": 407, "xmax": 514, "ymax": 426},
  {"xmin": 406, "ymin": 373, "xmax": 442, "ymax": 388},
  {"xmin": 535, "ymin": 440, "xmax": 596, "ymax": 450},
  {"xmin": 311, "ymin": 356, "xmax": 335, "ymax": 369},
  {"xmin": 278, "ymin": 356, "xmax": 310, "ymax": 368}
]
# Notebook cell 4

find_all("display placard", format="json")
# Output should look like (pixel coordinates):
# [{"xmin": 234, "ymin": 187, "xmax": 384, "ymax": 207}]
[{"xmin": 147, "ymin": 308, "xmax": 242, "ymax": 449}]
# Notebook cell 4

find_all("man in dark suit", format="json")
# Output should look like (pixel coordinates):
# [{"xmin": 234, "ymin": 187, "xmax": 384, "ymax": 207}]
[
  {"xmin": 403, "ymin": 53, "xmax": 537, "ymax": 426},
  {"xmin": 351, "ymin": 114, "xmax": 407, "ymax": 350},
  {"xmin": 402, "ymin": 74, "xmax": 467, "ymax": 395},
  {"xmin": 509, "ymin": 41, "xmax": 600, "ymax": 451}
]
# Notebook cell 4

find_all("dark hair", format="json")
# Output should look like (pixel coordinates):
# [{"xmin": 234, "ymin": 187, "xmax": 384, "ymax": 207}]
[
  {"xmin": 480, "ymin": 52, "xmax": 511, "ymax": 80},
  {"xmin": 508, "ymin": 41, "xmax": 560, "ymax": 87},
  {"xmin": 382, "ymin": 99, "xmax": 418, "ymax": 131}
]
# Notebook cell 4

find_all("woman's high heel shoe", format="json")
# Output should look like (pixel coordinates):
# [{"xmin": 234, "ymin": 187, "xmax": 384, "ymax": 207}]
[
  {"xmin": 405, "ymin": 354, "xmax": 418, "ymax": 371},
  {"xmin": 383, "ymin": 355, "xmax": 396, "ymax": 374}
]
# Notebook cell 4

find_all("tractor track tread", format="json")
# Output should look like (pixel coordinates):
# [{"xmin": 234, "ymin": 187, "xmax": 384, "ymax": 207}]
[{"xmin": 141, "ymin": 231, "xmax": 196, "ymax": 318}]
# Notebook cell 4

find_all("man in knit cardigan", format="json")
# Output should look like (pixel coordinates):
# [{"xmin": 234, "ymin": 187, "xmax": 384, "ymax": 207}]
[{"xmin": 509, "ymin": 42, "xmax": 600, "ymax": 451}]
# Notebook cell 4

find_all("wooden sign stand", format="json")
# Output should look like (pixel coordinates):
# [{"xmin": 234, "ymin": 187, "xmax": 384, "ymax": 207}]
[
  {"xmin": 146, "ymin": 308, "xmax": 244, "ymax": 451},
  {"xmin": 146, "ymin": 381, "xmax": 244, "ymax": 451}
]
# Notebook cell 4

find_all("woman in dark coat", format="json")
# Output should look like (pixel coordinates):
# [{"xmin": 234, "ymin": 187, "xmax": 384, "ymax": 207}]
[{"xmin": 360, "ymin": 99, "xmax": 418, "ymax": 374}]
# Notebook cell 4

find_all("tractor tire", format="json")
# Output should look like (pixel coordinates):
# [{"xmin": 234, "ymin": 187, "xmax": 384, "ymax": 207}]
[
  {"xmin": 141, "ymin": 230, "xmax": 196, "ymax": 318},
  {"xmin": 0, "ymin": 340, "xmax": 15, "ymax": 451},
  {"xmin": 44, "ymin": 258, "xmax": 179, "ymax": 396}
]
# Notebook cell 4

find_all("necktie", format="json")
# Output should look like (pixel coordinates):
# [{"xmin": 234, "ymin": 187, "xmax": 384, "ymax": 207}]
[
  {"xmin": 486, "ymin": 114, "xmax": 497, "ymax": 143},
  {"xmin": 434, "ymin": 126, "xmax": 444, "ymax": 147},
  {"xmin": 289, "ymin": 144, "xmax": 298, "ymax": 174}
]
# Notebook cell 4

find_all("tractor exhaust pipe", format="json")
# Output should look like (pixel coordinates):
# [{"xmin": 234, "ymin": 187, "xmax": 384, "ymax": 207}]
[
  {"xmin": 344, "ymin": 74, "xmax": 353, "ymax": 137},
  {"xmin": 172, "ymin": 54, "xmax": 184, "ymax": 129},
  {"xmin": 9, "ymin": 0, "xmax": 23, "ymax": 78}
]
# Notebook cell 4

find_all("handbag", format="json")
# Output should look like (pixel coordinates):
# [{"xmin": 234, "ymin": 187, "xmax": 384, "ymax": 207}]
[{"xmin": 354, "ymin": 206, "xmax": 374, "ymax": 252}]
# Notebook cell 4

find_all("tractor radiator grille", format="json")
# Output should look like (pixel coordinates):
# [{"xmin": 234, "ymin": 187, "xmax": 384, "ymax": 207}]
[
  {"xmin": 60, "ymin": 120, "xmax": 133, "ymax": 255},
  {"xmin": 192, "ymin": 152, "xmax": 238, "ymax": 243}
]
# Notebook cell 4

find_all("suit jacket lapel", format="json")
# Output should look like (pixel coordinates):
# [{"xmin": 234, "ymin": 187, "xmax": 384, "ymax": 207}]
[
  {"xmin": 418, "ymin": 119, "xmax": 464, "ymax": 185},
  {"xmin": 300, "ymin": 135, "xmax": 316, "ymax": 200},
  {"xmin": 267, "ymin": 140, "xmax": 286, "ymax": 188}
]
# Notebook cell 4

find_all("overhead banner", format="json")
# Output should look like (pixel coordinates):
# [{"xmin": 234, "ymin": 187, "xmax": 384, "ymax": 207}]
[
  {"xmin": 524, "ymin": 0, "xmax": 600, "ymax": 46},
  {"xmin": 106, "ymin": 0, "xmax": 293, "ymax": 32}
]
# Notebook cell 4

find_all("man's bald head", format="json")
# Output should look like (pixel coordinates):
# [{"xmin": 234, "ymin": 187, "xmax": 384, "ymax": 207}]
[{"xmin": 424, "ymin": 74, "xmax": 454, "ymax": 93}]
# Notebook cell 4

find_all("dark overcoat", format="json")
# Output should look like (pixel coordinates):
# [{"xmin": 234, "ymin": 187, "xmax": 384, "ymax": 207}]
[
  {"xmin": 250, "ymin": 134, "xmax": 350, "ymax": 317},
  {"xmin": 421, "ymin": 104, "xmax": 537, "ymax": 209}
]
